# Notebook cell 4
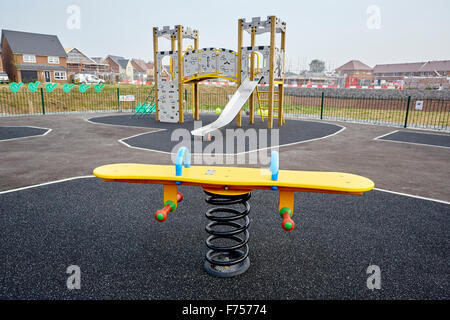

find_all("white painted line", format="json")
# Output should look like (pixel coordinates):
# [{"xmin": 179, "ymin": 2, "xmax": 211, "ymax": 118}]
[
  {"xmin": 373, "ymin": 130, "xmax": 450, "ymax": 149},
  {"xmin": 0, "ymin": 125, "xmax": 52, "ymax": 142},
  {"xmin": 1, "ymin": 176, "xmax": 449, "ymax": 205},
  {"xmin": 398, "ymin": 129, "xmax": 450, "ymax": 136},
  {"xmin": 289, "ymin": 113, "xmax": 449, "ymax": 133},
  {"xmin": 84, "ymin": 115, "xmax": 159, "ymax": 130},
  {"xmin": 373, "ymin": 130, "xmax": 399, "ymax": 141},
  {"xmin": 118, "ymin": 129, "xmax": 168, "ymax": 153},
  {"xmin": 375, "ymin": 129, "xmax": 450, "ymax": 140},
  {"xmin": 374, "ymin": 188, "xmax": 450, "ymax": 205},
  {"xmin": 394, "ymin": 126, "xmax": 450, "ymax": 134},
  {"xmin": 117, "ymin": 120, "xmax": 346, "ymax": 156},
  {"xmin": 374, "ymin": 139, "xmax": 450, "ymax": 149},
  {"xmin": 0, "ymin": 175, "xmax": 95, "ymax": 195}
]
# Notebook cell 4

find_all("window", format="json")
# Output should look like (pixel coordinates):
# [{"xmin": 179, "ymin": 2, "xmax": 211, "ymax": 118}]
[
  {"xmin": 23, "ymin": 54, "xmax": 36, "ymax": 63},
  {"xmin": 48, "ymin": 56, "xmax": 60, "ymax": 64},
  {"xmin": 54, "ymin": 71, "xmax": 67, "ymax": 80}
]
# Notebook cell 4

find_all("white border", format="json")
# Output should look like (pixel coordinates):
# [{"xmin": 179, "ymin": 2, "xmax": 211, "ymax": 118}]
[
  {"xmin": 0, "ymin": 175, "xmax": 448, "ymax": 205},
  {"xmin": 286, "ymin": 112, "xmax": 450, "ymax": 133},
  {"xmin": 0, "ymin": 125, "xmax": 52, "ymax": 142},
  {"xmin": 0, "ymin": 175, "xmax": 94, "ymax": 195},
  {"xmin": 374, "ymin": 129, "xmax": 400, "ymax": 140},
  {"xmin": 84, "ymin": 114, "xmax": 154, "ymax": 129},
  {"xmin": 87, "ymin": 114, "xmax": 346, "ymax": 156},
  {"xmin": 374, "ymin": 129, "xmax": 450, "ymax": 149},
  {"xmin": 374, "ymin": 188, "xmax": 450, "ymax": 205}
]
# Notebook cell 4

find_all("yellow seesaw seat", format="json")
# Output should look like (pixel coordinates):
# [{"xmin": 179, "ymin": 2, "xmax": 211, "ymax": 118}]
[
  {"xmin": 93, "ymin": 147, "xmax": 374, "ymax": 235},
  {"xmin": 93, "ymin": 163, "xmax": 374, "ymax": 194},
  {"xmin": 93, "ymin": 147, "xmax": 374, "ymax": 280}
]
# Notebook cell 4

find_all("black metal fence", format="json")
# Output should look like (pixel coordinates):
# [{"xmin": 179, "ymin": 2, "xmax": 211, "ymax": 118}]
[
  {"xmin": 284, "ymin": 92, "xmax": 450, "ymax": 131},
  {"xmin": 0, "ymin": 86, "xmax": 150, "ymax": 115},
  {"xmin": 1, "ymin": 86, "xmax": 449, "ymax": 131},
  {"xmin": 184, "ymin": 89, "xmax": 450, "ymax": 131}
]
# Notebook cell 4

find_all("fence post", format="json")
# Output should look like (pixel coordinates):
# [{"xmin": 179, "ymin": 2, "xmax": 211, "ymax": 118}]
[
  {"xmin": 40, "ymin": 88, "xmax": 46, "ymax": 115},
  {"xmin": 184, "ymin": 88, "xmax": 188, "ymax": 112},
  {"xmin": 117, "ymin": 88, "xmax": 120, "ymax": 112},
  {"xmin": 404, "ymin": 96, "xmax": 411, "ymax": 128},
  {"xmin": 320, "ymin": 91, "xmax": 324, "ymax": 119}
]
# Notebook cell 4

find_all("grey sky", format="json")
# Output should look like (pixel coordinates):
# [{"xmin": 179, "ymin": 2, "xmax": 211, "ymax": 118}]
[{"xmin": 1, "ymin": 0, "xmax": 449, "ymax": 71}]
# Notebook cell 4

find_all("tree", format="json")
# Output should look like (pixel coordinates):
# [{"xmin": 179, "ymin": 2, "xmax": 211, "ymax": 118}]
[{"xmin": 309, "ymin": 59, "xmax": 325, "ymax": 73}]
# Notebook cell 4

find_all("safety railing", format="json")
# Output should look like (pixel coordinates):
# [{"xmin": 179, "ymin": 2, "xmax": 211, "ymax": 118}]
[{"xmin": 1, "ymin": 85, "xmax": 448, "ymax": 131}]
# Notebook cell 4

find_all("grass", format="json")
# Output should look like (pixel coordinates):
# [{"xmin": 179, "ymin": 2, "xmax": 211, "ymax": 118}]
[
  {"xmin": 282, "ymin": 104, "xmax": 449, "ymax": 127},
  {"xmin": 0, "ymin": 85, "xmax": 448, "ymax": 129}
]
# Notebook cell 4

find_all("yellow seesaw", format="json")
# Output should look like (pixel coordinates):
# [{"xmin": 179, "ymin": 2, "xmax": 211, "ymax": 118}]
[{"xmin": 93, "ymin": 147, "xmax": 374, "ymax": 277}]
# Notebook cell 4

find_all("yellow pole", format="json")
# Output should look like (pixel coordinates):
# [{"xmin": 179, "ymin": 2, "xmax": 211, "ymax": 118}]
[
  {"xmin": 249, "ymin": 26, "xmax": 256, "ymax": 124},
  {"xmin": 268, "ymin": 16, "xmax": 276, "ymax": 129},
  {"xmin": 153, "ymin": 27, "xmax": 159, "ymax": 121},
  {"xmin": 171, "ymin": 35, "xmax": 176, "ymax": 51},
  {"xmin": 194, "ymin": 34, "xmax": 199, "ymax": 49},
  {"xmin": 278, "ymin": 28, "xmax": 286, "ymax": 126},
  {"xmin": 236, "ymin": 18, "xmax": 243, "ymax": 127},
  {"xmin": 177, "ymin": 25, "xmax": 184, "ymax": 123},
  {"xmin": 194, "ymin": 34, "xmax": 200, "ymax": 120}
]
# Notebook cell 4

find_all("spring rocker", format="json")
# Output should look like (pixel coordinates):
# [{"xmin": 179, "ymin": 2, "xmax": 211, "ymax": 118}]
[{"xmin": 93, "ymin": 147, "xmax": 374, "ymax": 277}]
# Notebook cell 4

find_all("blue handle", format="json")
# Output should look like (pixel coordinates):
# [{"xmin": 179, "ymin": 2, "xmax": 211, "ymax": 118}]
[
  {"xmin": 175, "ymin": 147, "xmax": 191, "ymax": 176},
  {"xmin": 270, "ymin": 151, "xmax": 279, "ymax": 181}
]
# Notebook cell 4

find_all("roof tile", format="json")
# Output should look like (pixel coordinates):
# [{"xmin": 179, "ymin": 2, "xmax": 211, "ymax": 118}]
[{"xmin": 2, "ymin": 29, "xmax": 67, "ymax": 57}]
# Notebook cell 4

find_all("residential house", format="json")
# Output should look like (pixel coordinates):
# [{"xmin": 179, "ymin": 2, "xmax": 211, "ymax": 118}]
[
  {"xmin": 105, "ymin": 55, "xmax": 123, "ymax": 74},
  {"xmin": 373, "ymin": 60, "xmax": 450, "ymax": 82},
  {"xmin": 124, "ymin": 60, "xmax": 134, "ymax": 81},
  {"xmin": 91, "ymin": 57, "xmax": 105, "ymax": 64},
  {"xmin": 160, "ymin": 65, "xmax": 173, "ymax": 81},
  {"xmin": 145, "ymin": 61, "xmax": 154, "ymax": 82},
  {"xmin": 284, "ymin": 70, "xmax": 338, "ymax": 86},
  {"xmin": 0, "ymin": 47, "xmax": 3, "ymax": 72},
  {"xmin": 335, "ymin": 60, "xmax": 373, "ymax": 85},
  {"xmin": 1, "ymin": 29, "xmax": 68, "ymax": 83},
  {"xmin": 65, "ymin": 47, "xmax": 111, "ymax": 80},
  {"xmin": 105, "ymin": 55, "xmax": 129, "ymax": 81},
  {"xmin": 130, "ymin": 59, "xmax": 148, "ymax": 81}
]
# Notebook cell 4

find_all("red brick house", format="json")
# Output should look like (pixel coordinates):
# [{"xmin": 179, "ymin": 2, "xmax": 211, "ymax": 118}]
[
  {"xmin": 131, "ymin": 59, "xmax": 149, "ymax": 81},
  {"xmin": 105, "ymin": 55, "xmax": 131, "ymax": 81},
  {"xmin": 373, "ymin": 60, "xmax": 450, "ymax": 82},
  {"xmin": 132, "ymin": 59, "xmax": 154, "ymax": 82},
  {"xmin": 105, "ymin": 55, "xmax": 124, "ymax": 74},
  {"xmin": 335, "ymin": 60, "xmax": 373, "ymax": 81},
  {"xmin": 0, "ymin": 47, "xmax": 4, "ymax": 72},
  {"xmin": 1, "ymin": 29, "xmax": 68, "ymax": 83}
]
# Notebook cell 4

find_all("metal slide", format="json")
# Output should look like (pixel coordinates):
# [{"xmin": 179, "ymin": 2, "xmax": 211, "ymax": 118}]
[{"xmin": 191, "ymin": 77, "xmax": 260, "ymax": 136}]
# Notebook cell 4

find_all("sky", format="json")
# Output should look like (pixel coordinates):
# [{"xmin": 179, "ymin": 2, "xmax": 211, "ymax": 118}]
[{"xmin": 0, "ymin": 0, "xmax": 449, "ymax": 71}]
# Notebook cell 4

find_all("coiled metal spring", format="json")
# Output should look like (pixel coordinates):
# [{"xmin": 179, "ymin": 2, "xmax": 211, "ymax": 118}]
[{"xmin": 204, "ymin": 191, "xmax": 251, "ymax": 277}]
